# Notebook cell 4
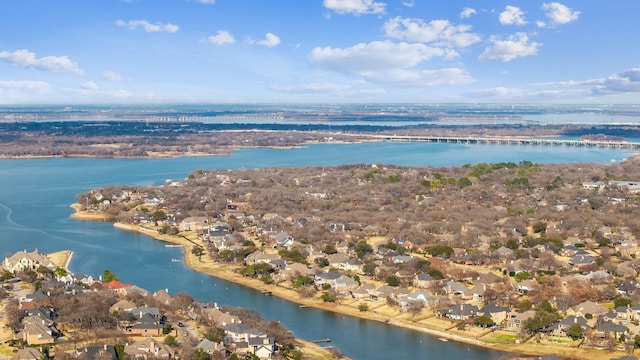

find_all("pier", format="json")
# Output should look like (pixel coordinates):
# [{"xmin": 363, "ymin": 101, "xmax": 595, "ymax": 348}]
[{"xmin": 376, "ymin": 135, "xmax": 640, "ymax": 150}]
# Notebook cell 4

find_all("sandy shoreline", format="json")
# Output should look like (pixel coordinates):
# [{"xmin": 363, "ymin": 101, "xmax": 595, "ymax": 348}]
[{"xmin": 73, "ymin": 209, "xmax": 631, "ymax": 360}]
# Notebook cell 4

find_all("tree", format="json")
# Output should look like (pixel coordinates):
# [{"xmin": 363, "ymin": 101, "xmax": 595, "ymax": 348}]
[
  {"xmin": 566, "ymin": 323, "xmax": 584, "ymax": 340},
  {"xmin": 292, "ymin": 275, "xmax": 314, "ymax": 290},
  {"xmin": 164, "ymin": 335, "xmax": 177, "ymax": 346},
  {"xmin": 320, "ymin": 291, "xmax": 336, "ymax": 302},
  {"xmin": 425, "ymin": 245, "xmax": 454, "ymax": 258},
  {"xmin": 103, "ymin": 269, "xmax": 118, "ymax": 282},
  {"xmin": 385, "ymin": 275, "xmax": 400, "ymax": 287},
  {"xmin": 323, "ymin": 244, "xmax": 337, "ymax": 255},
  {"xmin": 532, "ymin": 221, "xmax": 547, "ymax": 234},
  {"xmin": 358, "ymin": 303, "xmax": 369, "ymax": 312},
  {"xmin": 192, "ymin": 348, "xmax": 210, "ymax": 360},
  {"xmin": 614, "ymin": 296, "xmax": 633, "ymax": 308},
  {"xmin": 162, "ymin": 324, "xmax": 173, "ymax": 335},
  {"xmin": 354, "ymin": 241, "xmax": 373, "ymax": 259},
  {"xmin": 474, "ymin": 315, "xmax": 494, "ymax": 328},
  {"xmin": 192, "ymin": 246, "xmax": 205, "ymax": 260}
]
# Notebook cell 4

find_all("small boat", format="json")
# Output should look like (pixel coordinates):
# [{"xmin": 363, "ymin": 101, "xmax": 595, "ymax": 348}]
[
  {"xmin": 171, "ymin": 258, "xmax": 180, "ymax": 262},
  {"xmin": 261, "ymin": 290, "xmax": 272, "ymax": 296},
  {"xmin": 438, "ymin": 338, "xmax": 448, "ymax": 342},
  {"xmin": 165, "ymin": 244, "xmax": 181, "ymax": 248}
]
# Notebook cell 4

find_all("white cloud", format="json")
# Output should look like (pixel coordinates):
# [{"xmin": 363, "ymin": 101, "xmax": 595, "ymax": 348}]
[
  {"xmin": 207, "ymin": 30, "xmax": 235, "ymax": 45},
  {"xmin": 460, "ymin": 7, "xmax": 477, "ymax": 19},
  {"xmin": 271, "ymin": 82, "xmax": 351, "ymax": 94},
  {"xmin": 308, "ymin": 41, "xmax": 473, "ymax": 87},
  {"xmin": 358, "ymin": 68, "xmax": 474, "ymax": 87},
  {"xmin": 585, "ymin": 68, "xmax": 640, "ymax": 95},
  {"xmin": 0, "ymin": 80, "xmax": 51, "ymax": 91},
  {"xmin": 310, "ymin": 41, "xmax": 447, "ymax": 72},
  {"xmin": 195, "ymin": 0, "xmax": 215, "ymax": 3},
  {"xmin": 499, "ymin": 6, "xmax": 527, "ymax": 26},
  {"xmin": 256, "ymin": 33, "xmax": 281, "ymax": 48},
  {"xmin": 383, "ymin": 17, "xmax": 481, "ymax": 48},
  {"xmin": 0, "ymin": 49, "xmax": 84, "ymax": 75},
  {"xmin": 323, "ymin": 0, "xmax": 385, "ymax": 15},
  {"xmin": 81, "ymin": 81, "xmax": 99, "ymax": 90},
  {"xmin": 479, "ymin": 33, "xmax": 540, "ymax": 62},
  {"xmin": 402, "ymin": 1, "xmax": 415, "ymax": 8},
  {"xmin": 540, "ymin": 2, "xmax": 580, "ymax": 27},
  {"xmin": 101, "ymin": 70, "xmax": 123, "ymax": 81},
  {"xmin": 115, "ymin": 19, "xmax": 179, "ymax": 33}
]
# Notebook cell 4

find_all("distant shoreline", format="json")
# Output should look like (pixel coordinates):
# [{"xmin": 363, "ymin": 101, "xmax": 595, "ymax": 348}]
[{"xmin": 69, "ymin": 205, "xmax": 629, "ymax": 360}]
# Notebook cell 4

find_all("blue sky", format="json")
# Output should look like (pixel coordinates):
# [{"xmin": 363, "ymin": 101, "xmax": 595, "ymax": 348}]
[{"xmin": 1, "ymin": 0, "xmax": 639, "ymax": 104}]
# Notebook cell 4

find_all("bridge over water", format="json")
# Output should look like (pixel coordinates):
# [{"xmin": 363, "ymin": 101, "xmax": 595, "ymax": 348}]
[{"xmin": 375, "ymin": 135, "xmax": 640, "ymax": 150}]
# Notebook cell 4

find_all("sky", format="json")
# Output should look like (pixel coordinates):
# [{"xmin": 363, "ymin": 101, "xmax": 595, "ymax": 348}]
[{"xmin": 1, "ymin": 0, "xmax": 639, "ymax": 105}]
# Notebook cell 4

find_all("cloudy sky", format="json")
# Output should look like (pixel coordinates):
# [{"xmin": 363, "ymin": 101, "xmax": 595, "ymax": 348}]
[{"xmin": 1, "ymin": 0, "xmax": 639, "ymax": 104}]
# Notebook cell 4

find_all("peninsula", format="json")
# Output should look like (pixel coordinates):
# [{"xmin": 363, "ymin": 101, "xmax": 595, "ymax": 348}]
[{"xmin": 72, "ymin": 159, "xmax": 640, "ymax": 360}]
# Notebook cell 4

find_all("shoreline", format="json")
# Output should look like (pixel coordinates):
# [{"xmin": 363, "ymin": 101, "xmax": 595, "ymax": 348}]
[{"xmin": 73, "ymin": 208, "xmax": 630, "ymax": 360}]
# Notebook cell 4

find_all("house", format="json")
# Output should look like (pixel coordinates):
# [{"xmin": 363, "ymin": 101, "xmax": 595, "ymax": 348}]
[
  {"xmin": 273, "ymin": 231, "xmax": 294, "ymax": 249},
  {"xmin": 516, "ymin": 279, "xmax": 537, "ymax": 294},
  {"xmin": 569, "ymin": 301, "xmax": 608, "ymax": 318},
  {"xmin": 571, "ymin": 254, "xmax": 596, "ymax": 268},
  {"xmin": 109, "ymin": 299, "xmax": 137, "ymax": 314},
  {"xmin": 245, "ymin": 251, "xmax": 281, "ymax": 265},
  {"xmin": 340, "ymin": 258, "xmax": 363, "ymax": 273},
  {"xmin": 22, "ymin": 320, "xmax": 58, "ymax": 345},
  {"xmin": 329, "ymin": 221, "xmax": 347, "ymax": 233},
  {"xmin": 397, "ymin": 291, "xmax": 438, "ymax": 311},
  {"xmin": 130, "ymin": 306, "xmax": 160, "ymax": 320},
  {"xmin": 446, "ymin": 304, "xmax": 479, "ymax": 321},
  {"xmin": 442, "ymin": 280, "xmax": 469, "ymax": 297},
  {"xmin": 392, "ymin": 255, "xmax": 414, "ymax": 264},
  {"xmin": 221, "ymin": 322, "xmax": 266, "ymax": 343},
  {"xmin": 595, "ymin": 320, "xmax": 628, "ymax": 340},
  {"xmin": 560, "ymin": 245, "xmax": 579, "ymax": 257},
  {"xmin": 413, "ymin": 273, "xmax": 435, "ymax": 288},
  {"xmin": 3, "ymin": 249, "xmax": 56, "ymax": 273},
  {"xmin": 76, "ymin": 345, "xmax": 118, "ymax": 360},
  {"xmin": 129, "ymin": 313, "xmax": 162, "ymax": 337},
  {"xmin": 550, "ymin": 316, "xmax": 590, "ymax": 337},
  {"xmin": 195, "ymin": 339, "xmax": 226, "ymax": 358},
  {"xmin": 180, "ymin": 216, "xmax": 209, "ymax": 232},
  {"xmin": 478, "ymin": 303, "xmax": 510, "ymax": 325},
  {"xmin": 494, "ymin": 246, "xmax": 514, "ymax": 259},
  {"xmin": 13, "ymin": 348, "xmax": 44, "ymax": 360},
  {"xmin": 125, "ymin": 338, "xmax": 175, "ymax": 359},
  {"xmin": 248, "ymin": 336, "xmax": 276, "ymax": 359},
  {"xmin": 326, "ymin": 253, "xmax": 349, "ymax": 267},
  {"xmin": 332, "ymin": 275, "xmax": 358, "ymax": 294},
  {"xmin": 506, "ymin": 310, "xmax": 536, "ymax": 333},
  {"xmin": 102, "ymin": 280, "xmax": 134, "ymax": 297}
]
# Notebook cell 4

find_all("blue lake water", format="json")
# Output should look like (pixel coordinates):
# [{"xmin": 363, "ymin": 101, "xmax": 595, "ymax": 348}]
[{"xmin": 0, "ymin": 141, "xmax": 634, "ymax": 359}]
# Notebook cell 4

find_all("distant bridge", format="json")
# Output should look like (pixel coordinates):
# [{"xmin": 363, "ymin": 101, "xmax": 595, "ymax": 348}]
[{"xmin": 375, "ymin": 135, "xmax": 640, "ymax": 150}]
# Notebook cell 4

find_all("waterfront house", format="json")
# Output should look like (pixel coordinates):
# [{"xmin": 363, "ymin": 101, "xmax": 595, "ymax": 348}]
[
  {"xmin": 478, "ymin": 303, "xmax": 510, "ymax": 325},
  {"xmin": 506, "ymin": 310, "xmax": 536, "ymax": 333},
  {"xmin": 332, "ymin": 275, "xmax": 358, "ymax": 294},
  {"xmin": 446, "ymin": 304, "xmax": 479, "ymax": 321},
  {"xmin": 248, "ymin": 336, "xmax": 276, "ymax": 358},
  {"xmin": 221, "ymin": 322, "xmax": 266, "ymax": 343},
  {"xmin": 549, "ymin": 316, "xmax": 590, "ymax": 338},
  {"xmin": 2, "ymin": 249, "xmax": 56, "ymax": 273}
]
